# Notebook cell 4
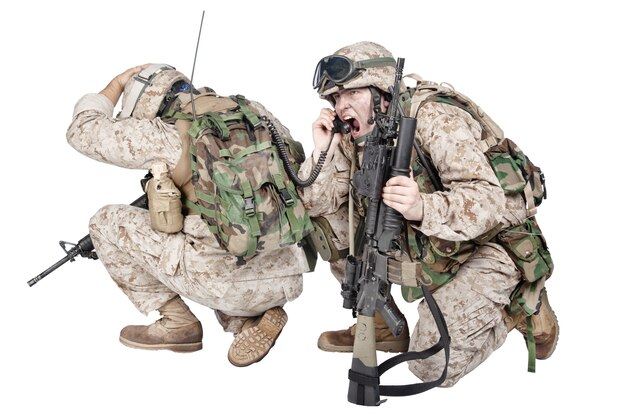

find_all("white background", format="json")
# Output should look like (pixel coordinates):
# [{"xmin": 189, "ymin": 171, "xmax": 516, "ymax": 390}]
[{"xmin": 2, "ymin": 0, "xmax": 623, "ymax": 415}]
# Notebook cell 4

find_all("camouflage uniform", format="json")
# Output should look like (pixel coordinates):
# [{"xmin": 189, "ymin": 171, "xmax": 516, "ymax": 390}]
[
  {"xmin": 67, "ymin": 92, "xmax": 309, "ymax": 332},
  {"xmin": 299, "ymin": 96, "xmax": 524, "ymax": 387}
]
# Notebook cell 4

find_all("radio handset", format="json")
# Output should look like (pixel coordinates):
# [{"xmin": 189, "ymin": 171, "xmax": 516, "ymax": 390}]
[{"xmin": 332, "ymin": 117, "xmax": 351, "ymax": 134}]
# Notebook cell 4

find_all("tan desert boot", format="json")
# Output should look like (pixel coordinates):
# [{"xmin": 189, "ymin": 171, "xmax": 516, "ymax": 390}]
[
  {"xmin": 317, "ymin": 310, "xmax": 410, "ymax": 353},
  {"xmin": 119, "ymin": 295, "xmax": 203, "ymax": 353},
  {"xmin": 502, "ymin": 307, "xmax": 526, "ymax": 332},
  {"xmin": 227, "ymin": 306, "xmax": 288, "ymax": 367},
  {"xmin": 515, "ymin": 290, "xmax": 559, "ymax": 359}
]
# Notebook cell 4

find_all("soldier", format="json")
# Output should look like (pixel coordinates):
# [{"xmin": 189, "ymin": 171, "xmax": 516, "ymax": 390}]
[
  {"xmin": 67, "ymin": 64, "xmax": 311, "ymax": 367},
  {"xmin": 298, "ymin": 41, "xmax": 559, "ymax": 386}
]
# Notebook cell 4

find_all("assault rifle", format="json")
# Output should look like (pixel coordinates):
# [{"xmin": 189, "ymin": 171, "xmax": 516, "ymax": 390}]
[
  {"xmin": 27, "ymin": 194, "xmax": 148, "ymax": 287},
  {"xmin": 342, "ymin": 58, "xmax": 450, "ymax": 406}
]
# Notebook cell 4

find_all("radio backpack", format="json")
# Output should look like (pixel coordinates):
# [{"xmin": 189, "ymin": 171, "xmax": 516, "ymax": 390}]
[{"xmin": 164, "ymin": 90, "xmax": 314, "ymax": 259}]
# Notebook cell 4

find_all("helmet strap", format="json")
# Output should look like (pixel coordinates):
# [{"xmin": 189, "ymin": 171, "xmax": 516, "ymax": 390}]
[{"xmin": 368, "ymin": 86, "xmax": 382, "ymax": 125}]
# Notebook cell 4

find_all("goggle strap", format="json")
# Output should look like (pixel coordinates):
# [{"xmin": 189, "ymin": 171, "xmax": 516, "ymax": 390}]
[{"xmin": 353, "ymin": 57, "xmax": 396, "ymax": 69}]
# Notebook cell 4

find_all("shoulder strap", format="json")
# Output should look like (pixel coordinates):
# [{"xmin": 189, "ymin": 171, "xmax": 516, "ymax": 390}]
[
  {"xmin": 404, "ymin": 74, "xmax": 449, "ymax": 120},
  {"xmin": 230, "ymin": 95, "xmax": 262, "ymax": 129},
  {"xmin": 402, "ymin": 76, "xmax": 445, "ymax": 192},
  {"xmin": 171, "ymin": 118, "xmax": 197, "ymax": 204}
]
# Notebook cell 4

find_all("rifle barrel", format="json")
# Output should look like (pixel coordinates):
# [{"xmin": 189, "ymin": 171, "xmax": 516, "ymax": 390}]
[
  {"xmin": 27, "ymin": 252, "xmax": 76, "ymax": 287},
  {"xmin": 27, "ymin": 193, "xmax": 149, "ymax": 287}
]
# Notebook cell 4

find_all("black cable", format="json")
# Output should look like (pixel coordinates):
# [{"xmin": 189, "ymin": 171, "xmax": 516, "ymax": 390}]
[{"xmin": 262, "ymin": 116, "xmax": 328, "ymax": 188}]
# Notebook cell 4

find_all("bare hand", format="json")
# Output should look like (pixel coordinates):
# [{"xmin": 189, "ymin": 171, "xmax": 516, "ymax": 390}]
[
  {"xmin": 312, "ymin": 108, "xmax": 342, "ymax": 163},
  {"xmin": 99, "ymin": 64, "xmax": 149, "ymax": 106},
  {"xmin": 382, "ymin": 174, "xmax": 424, "ymax": 221}
]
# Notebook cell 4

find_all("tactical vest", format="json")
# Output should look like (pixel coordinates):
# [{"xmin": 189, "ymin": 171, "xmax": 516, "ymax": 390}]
[
  {"xmin": 164, "ymin": 89, "xmax": 314, "ymax": 259},
  {"xmin": 388, "ymin": 78, "xmax": 554, "ymax": 321}
]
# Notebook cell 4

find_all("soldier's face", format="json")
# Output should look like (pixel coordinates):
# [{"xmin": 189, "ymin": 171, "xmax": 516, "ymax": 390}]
[{"xmin": 332, "ymin": 88, "xmax": 376, "ymax": 140}]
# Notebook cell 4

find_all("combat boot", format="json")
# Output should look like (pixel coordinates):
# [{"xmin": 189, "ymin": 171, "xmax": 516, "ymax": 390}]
[
  {"xmin": 502, "ymin": 307, "xmax": 526, "ymax": 332},
  {"xmin": 515, "ymin": 290, "xmax": 559, "ymax": 359},
  {"xmin": 119, "ymin": 295, "xmax": 203, "ymax": 353},
  {"xmin": 317, "ymin": 311, "xmax": 410, "ymax": 353},
  {"xmin": 227, "ymin": 306, "xmax": 288, "ymax": 367}
]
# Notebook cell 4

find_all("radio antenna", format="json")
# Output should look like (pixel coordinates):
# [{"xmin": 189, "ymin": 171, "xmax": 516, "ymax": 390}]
[{"xmin": 189, "ymin": 10, "xmax": 205, "ymax": 119}]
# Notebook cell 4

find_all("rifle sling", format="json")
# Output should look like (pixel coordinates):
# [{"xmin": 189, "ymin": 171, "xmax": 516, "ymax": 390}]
[{"xmin": 347, "ymin": 285, "xmax": 450, "ymax": 397}]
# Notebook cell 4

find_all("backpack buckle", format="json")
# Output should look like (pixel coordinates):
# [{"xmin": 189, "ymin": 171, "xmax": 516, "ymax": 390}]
[
  {"xmin": 279, "ymin": 188, "xmax": 294, "ymax": 206},
  {"xmin": 244, "ymin": 197, "xmax": 256, "ymax": 216}
]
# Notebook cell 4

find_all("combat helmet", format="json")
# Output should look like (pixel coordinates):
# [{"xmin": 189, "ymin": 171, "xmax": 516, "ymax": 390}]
[
  {"xmin": 119, "ymin": 64, "xmax": 191, "ymax": 120},
  {"xmin": 313, "ymin": 41, "xmax": 398, "ymax": 102}
]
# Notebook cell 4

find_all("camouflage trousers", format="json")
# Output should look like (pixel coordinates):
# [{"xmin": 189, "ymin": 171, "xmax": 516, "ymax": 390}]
[
  {"xmin": 408, "ymin": 243, "xmax": 521, "ymax": 387},
  {"xmin": 88, "ymin": 205, "xmax": 307, "ymax": 332}
]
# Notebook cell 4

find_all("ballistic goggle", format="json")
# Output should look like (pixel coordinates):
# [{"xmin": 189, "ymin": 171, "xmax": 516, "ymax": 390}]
[
  {"xmin": 157, "ymin": 79, "xmax": 194, "ymax": 117},
  {"xmin": 312, "ymin": 55, "xmax": 396, "ymax": 90}
]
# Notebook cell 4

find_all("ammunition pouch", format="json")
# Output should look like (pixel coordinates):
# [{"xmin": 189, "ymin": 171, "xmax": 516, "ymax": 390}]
[{"xmin": 399, "ymin": 228, "xmax": 477, "ymax": 302}]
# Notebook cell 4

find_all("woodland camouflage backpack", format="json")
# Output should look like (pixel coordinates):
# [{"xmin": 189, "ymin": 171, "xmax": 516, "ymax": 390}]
[
  {"xmin": 397, "ymin": 77, "xmax": 555, "ymax": 325},
  {"xmin": 163, "ymin": 90, "xmax": 314, "ymax": 259}
]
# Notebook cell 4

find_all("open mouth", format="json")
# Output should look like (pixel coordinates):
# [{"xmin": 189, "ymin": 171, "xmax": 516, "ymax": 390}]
[{"xmin": 343, "ymin": 115, "xmax": 361, "ymax": 135}]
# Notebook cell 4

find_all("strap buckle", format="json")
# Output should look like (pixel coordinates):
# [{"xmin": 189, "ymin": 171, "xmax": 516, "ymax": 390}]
[
  {"xmin": 279, "ymin": 188, "xmax": 294, "ymax": 206},
  {"xmin": 244, "ymin": 197, "xmax": 256, "ymax": 216}
]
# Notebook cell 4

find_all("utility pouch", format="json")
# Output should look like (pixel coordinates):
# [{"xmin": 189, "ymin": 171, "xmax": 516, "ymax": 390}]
[
  {"xmin": 497, "ymin": 217, "xmax": 553, "ymax": 283},
  {"xmin": 146, "ymin": 162, "xmax": 184, "ymax": 233},
  {"xmin": 308, "ymin": 216, "xmax": 348, "ymax": 262}
]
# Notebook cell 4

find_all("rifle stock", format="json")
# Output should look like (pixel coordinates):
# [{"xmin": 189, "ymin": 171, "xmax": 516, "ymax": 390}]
[{"xmin": 27, "ymin": 194, "xmax": 148, "ymax": 287}]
